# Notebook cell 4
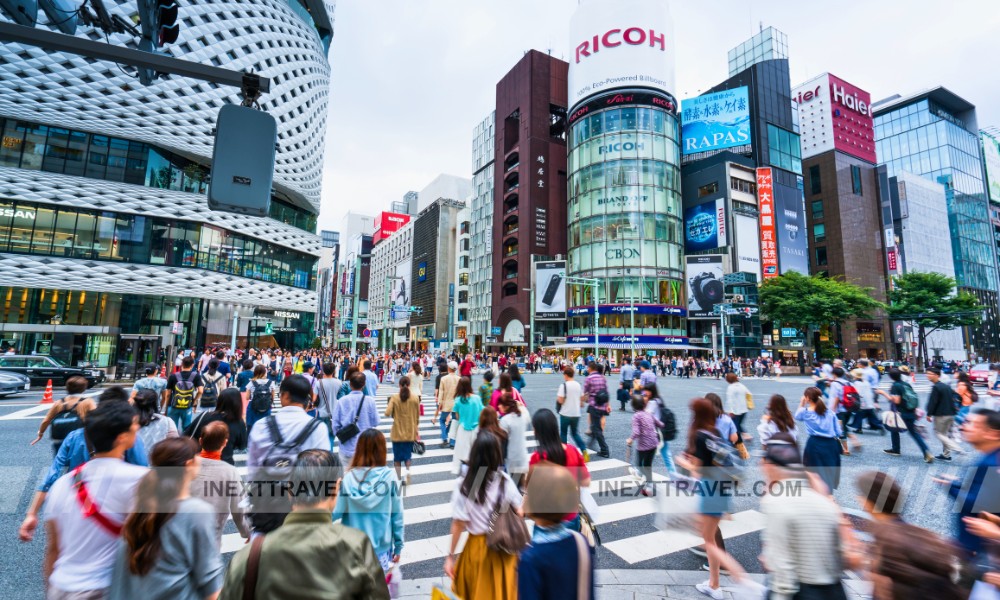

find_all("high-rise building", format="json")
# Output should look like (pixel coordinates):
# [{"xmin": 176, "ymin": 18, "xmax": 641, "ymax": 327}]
[
  {"xmin": 727, "ymin": 26, "xmax": 788, "ymax": 78},
  {"xmin": 794, "ymin": 73, "xmax": 892, "ymax": 359},
  {"xmin": 454, "ymin": 206, "xmax": 472, "ymax": 350},
  {"xmin": 882, "ymin": 171, "xmax": 965, "ymax": 360},
  {"xmin": 368, "ymin": 218, "xmax": 413, "ymax": 350},
  {"xmin": 468, "ymin": 112, "xmax": 495, "ymax": 350},
  {"xmin": 410, "ymin": 198, "xmax": 465, "ymax": 350},
  {"xmin": 0, "ymin": 0, "xmax": 334, "ymax": 371},
  {"xmin": 316, "ymin": 230, "xmax": 340, "ymax": 345},
  {"xmin": 491, "ymin": 50, "xmax": 569, "ymax": 350},
  {"xmin": 981, "ymin": 130, "xmax": 1000, "ymax": 277},
  {"xmin": 565, "ymin": 0, "xmax": 689, "ymax": 357},
  {"xmin": 873, "ymin": 88, "xmax": 1000, "ymax": 359}
]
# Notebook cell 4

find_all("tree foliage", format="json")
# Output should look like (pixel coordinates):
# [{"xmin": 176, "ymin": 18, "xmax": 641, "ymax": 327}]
[
  {"xmin": 758, "ymin": 271, "xmax": 885, "ymax": 333},
  {"xmin": 885, "ymin": 272, "xmax": 983, "ymax": 333}
]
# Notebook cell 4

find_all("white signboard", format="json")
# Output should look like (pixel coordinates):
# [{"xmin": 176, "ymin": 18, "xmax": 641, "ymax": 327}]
[
  {"xmin": 568, "ymin": 0, "xmax": 675, "ymax": 109},
  {"xmin": 391, "ymin": 260, "xmax": 412, "ymax": 326},
  {"xmin": 734, "ymin": 214, "xmax": 762, "ymax": 279}
]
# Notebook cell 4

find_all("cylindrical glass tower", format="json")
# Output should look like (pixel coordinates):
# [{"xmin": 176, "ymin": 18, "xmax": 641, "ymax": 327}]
[{"xmin": 566, "ymin": 0, "xmax": 686, "ymax": 353}]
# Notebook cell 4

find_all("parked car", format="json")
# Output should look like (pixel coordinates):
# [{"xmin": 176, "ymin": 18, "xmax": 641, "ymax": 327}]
[
  {"xmin": 0, "ymin": 370, "xmax": 30, "ymax": 397},
  {"xmin": 969, "ymin": 363, "xmax": 992, "ymax": 386},
  {"xmin": 77, "ymin": 362, "xmax": 107, "ymax": 385},
  {"xmin": 876, "ymin": 360, "xmax": 905, "ymax": 374},
  {"xmin": 0, "ymin": 355, "xmax": 96, "ymax": 388}
]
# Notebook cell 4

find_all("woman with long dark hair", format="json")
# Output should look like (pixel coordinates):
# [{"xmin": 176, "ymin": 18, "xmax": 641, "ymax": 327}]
[
  {"xmin": 675, "ymin": 398, "xmax": 747, "ymax": 600},
  {"xmin": 478, "ymin": 406, "xmax": 508, "ymax": 462},
  {"xmin": 385, "ymin": 375, "xmax": 420, "ymax": 483},
  {"xmin": 498, "ymin": 392, "xmax": 530, "ymax": 490},
  {"xmin": 528, "ymin": 409, "xmax": 590, "ymax": 532},
  {"xmin": 508, "ymin": 364, "xmax": 525, "ymax": 393},
  {"xmin": 134, "ymin": 389, "xmax": 178, "ymax": 461},
  {"xmin": 332, "ymin": 429, "xmax": 404, "ymax": 578},
  {"xmin": 450, "ymin": 377, "xmax": 483, "ymax": 475},
  {"xmin": 111, "ymin": 437, "xmax": 224, "ymax": 599},
  {"xmin": 183, "ymin": 388, "xmax": 247, "ymax": 465},
  {"xmin": 490, "ymin": 372, "xmax": 524, "ymax": 409},
  {"xmin": 795, "ymin": 386, "xmax": 841, "ymax": 494},
  {"xmin": 757, "ymin": 394, "xmax": 797, "ymax": 447},
  {"xmin": 445, "ymin": 432, "xmax": 522, "ymax": 599}
]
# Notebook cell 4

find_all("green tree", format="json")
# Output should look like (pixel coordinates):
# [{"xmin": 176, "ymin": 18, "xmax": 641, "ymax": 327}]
[
  {"xmin": 758, "ymin": 272, "xmax": 885, "ymax": 361},
  {"xmin": 886, "ymin": 272, "xmax": 983, "ymax": 370}
]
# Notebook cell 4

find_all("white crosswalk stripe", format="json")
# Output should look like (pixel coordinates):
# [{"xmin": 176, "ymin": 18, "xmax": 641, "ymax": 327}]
[{"xmin": 213, "ymin": 385, "xmax": 764, "ymax": 567}]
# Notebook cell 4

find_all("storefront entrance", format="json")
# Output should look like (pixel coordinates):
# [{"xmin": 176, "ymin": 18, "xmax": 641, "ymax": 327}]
[{"xmin": 116, "ymin": 335, "xmax": 161, "ymax": 380}]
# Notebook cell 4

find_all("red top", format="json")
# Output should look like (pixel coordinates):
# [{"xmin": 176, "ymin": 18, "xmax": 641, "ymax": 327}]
[
  {"xmin": 459, "ymin": 359, "xmax": 475, "ymax": 378},
  {"xmin": 528, "ymin": 445, "xmax": 590, "ymax": 521}
]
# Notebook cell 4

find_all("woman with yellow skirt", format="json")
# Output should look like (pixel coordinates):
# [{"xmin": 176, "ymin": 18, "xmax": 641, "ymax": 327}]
[{"xmin": 444, "ymin": 431, "xmax": 523, "ymax": 598}]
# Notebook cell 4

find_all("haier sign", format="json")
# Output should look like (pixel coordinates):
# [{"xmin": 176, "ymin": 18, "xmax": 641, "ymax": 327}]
[{"xmin": 681, "ymin": 87, "xmax": 751, "ymax": 155}]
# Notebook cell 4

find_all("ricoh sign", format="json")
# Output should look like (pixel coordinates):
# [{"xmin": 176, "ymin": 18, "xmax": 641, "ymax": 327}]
[{"xmin": 568, "ymin": 0, "xmax": 675, "ymax": 109}]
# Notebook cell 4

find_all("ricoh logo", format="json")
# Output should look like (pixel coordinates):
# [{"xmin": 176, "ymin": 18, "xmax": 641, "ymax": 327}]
[
  {"xmin": 576, "ymin": 27, "xmax": 666, "ymax": 63},
  {"xmin": 599, "ymin": 142, "xmax": 644, "ymax": 154}
]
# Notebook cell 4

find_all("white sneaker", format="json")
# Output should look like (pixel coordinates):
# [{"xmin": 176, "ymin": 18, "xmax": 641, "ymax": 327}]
[{"xmin": 695, "ymin": 582, "xmax": 724, "ymax": 600}]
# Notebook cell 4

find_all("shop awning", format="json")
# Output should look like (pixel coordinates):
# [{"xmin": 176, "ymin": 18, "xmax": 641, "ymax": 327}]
[{"xmin": 545, "ymin": 342, "xmax": 711, "ymax": 351}]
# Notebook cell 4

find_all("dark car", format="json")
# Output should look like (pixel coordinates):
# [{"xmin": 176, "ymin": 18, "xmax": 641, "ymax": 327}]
[
  {"xmin": 0, "ymin": 355, "xmax": 96, "ymax": 388},
  {"xmin": 0, "ymin": 370, "xmax": 30, "ymax": 397}
]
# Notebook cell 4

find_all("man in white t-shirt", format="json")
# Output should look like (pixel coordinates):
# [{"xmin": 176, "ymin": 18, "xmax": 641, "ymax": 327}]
[
  {"xmin": 43, "ymin": 396, "xmax": 147, "ymax": 599},
  {"xmin": 556, "ymin": 367, "xmax": 587, "ymax": 458}
]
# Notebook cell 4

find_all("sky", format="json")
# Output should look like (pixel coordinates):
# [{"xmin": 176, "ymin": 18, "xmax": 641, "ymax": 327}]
[{"xmin": 317, "ymin": 0, "xmax": 1000, "ymax": 233}]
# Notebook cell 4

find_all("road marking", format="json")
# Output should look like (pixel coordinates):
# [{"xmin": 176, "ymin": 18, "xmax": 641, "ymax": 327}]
[
  {"xmin": 602, "ymin": 509, "xmax": 766, "ymax": 564},
  {"xmin": 0, "ymin": 404, "xmax": 50, "ymax": 420}
]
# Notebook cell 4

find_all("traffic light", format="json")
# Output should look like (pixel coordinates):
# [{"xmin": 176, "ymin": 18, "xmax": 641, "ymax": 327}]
[{"xmin": 155, "ymin": 0, "xmax": 178, "ymax": 45}]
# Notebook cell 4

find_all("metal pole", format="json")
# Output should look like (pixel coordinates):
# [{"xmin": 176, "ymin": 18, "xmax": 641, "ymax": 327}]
[
  {"xmin": 528, "ymin": 285, "xmax": 535, "ymax": 356},
  {"xmin": 351, "ymin": 255, "xmax": 361, "ymax": 356},
  {"xmin": 630, "ymin": 283, "xmax": 636, "ymax": 359},
  {"xmin": 230, "ymin": 312, "xmax": 238, "ymax": 358},
  {"xmin": 383, "ymin": 277, "xmax": 391, "ymax": 354},
  {"xmin": 721, "ymin": 309, "xmax": 727, "ymax": 360},
  {"xmin": 593, "ymin": 279, "xmax": 599, "ymax": 360}
]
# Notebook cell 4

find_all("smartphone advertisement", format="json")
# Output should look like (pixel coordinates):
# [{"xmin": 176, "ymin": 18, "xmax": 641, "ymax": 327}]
[{"xmin": 534, "ymin": 260, "xmax": 567, "ymax": 320}]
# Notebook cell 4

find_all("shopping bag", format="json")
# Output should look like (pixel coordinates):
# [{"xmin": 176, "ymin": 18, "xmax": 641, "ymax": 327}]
[
  {"xmin": 448, "ymin": 418, "xmax": 459, "ymax": 441},
  {"xmin": 386, "ymin": 563, "xmax": 403, "ymax": 598},
  {"xmin": 653, "ymin": 475, "xmax": 701, "ymax": 534},
  {"xmin": 431, "ymin": 585, "xmax": 460, "ymax": 600}
]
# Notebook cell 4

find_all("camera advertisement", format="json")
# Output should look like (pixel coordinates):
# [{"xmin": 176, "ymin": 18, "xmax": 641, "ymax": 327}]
[
  {"xmin": 686, "ymin": 254, "xmax": 725, "ymax": 319},
  {"xmin": 534, "ymin": 261, "xmax": 567, "ymax": 320}
]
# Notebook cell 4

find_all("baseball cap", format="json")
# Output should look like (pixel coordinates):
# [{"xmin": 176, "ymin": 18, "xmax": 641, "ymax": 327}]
[{"xmin": 448, "ymin": 361, "xmax": 458, "ymax": 371}]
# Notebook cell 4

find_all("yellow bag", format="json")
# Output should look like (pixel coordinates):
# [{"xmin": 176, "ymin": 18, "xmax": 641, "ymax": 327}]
[
  {"xmin": 746, "ymin": 392, "xmax": 754, "ymax": 410},
  {"xmin": 432, "ymin": 586, "xmax": 460, "ymax": 600}
]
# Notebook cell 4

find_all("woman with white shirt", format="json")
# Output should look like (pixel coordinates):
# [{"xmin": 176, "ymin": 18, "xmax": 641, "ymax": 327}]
[
  {"xmin": 445, "ymin": 432, "xmax": 523, "ymax": 599},
  {"xmin": 724, "ymin": 373, "xmax": 752, "ymax": 443},
  {"xmin": 756, "ymin": 394, "xmax": 797, "ymax": 447},
  {"xmin": 498, "ymin": 391, "xmax": 530, "ymax": 490}
]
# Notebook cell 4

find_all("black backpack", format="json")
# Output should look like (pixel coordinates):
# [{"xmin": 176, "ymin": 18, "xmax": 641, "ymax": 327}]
[
  {"xmin": 260, "ymin": 416, "xmax": 322, "ymax": 480},
  {"xmin": 50, "ymin": 398, "xmax": 84, "ymax": 442},
  {"xmin": 249, "ymin": 380, "xmax": 273, "ymax": 413},
  {"xmin": 201, "ymin": 372, "xmax": 223, "ymax": 408},
  {"xmin": 170, "ymin": 370, "xmax": 197, "ymax": 410},
  {"xmin": 656, "ymin": 399, "xmax": 677, "ymax": 441}
]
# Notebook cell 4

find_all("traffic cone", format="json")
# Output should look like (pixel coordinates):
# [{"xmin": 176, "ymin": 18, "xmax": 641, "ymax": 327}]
[{"xmin": 41, "ymin": 379, "xmax": 53, "ymax": 404}]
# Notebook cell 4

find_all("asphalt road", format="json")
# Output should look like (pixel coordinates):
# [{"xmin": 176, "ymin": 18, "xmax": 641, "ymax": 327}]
[{"xmin": 0, "ymin": 374, "xmax": 973, "ymax": 595}]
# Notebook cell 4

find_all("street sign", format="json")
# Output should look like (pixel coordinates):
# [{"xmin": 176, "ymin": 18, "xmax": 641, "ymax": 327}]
[
  {"xmin": 264, "ymin": 322, "xmax": 273, "ymax": 335},
  {"xmin": 911, "ymin": 342, "xmax": 918, "ymax": 348},
  {"xmin": 491, "ymin": 326, "xmax": 502, "ymax": 336},
  {"xmin": 362, "ymin": 328, "xmax": 371, "ymax": 338},
  {"xmin": 371, "ymin": 330, "xmax": 379, "ymax": 338}
]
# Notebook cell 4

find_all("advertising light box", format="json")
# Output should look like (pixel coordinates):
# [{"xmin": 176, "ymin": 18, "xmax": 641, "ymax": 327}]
[
  {"xmin": 681, "ymin": 87, "xmax": 751, "ymax": 155},
  {"xmin": 684, "ymin": 199, "xmax": 727, "ymax": 252}
]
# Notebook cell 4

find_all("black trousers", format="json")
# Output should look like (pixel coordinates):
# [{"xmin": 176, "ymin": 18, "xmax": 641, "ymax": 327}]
[
  {"xmin": 587, "ymin": 410, "xmax": 609, "ymax": 455},
  {"xmin": 768, "ymin": 582, "xmax": 847, "ymax": 600}
]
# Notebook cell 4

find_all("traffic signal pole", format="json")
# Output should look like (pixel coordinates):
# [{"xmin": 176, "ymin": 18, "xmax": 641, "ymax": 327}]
[{"xmin": 0, "ymin": 21, "xmax": 271, "ymax": 93}]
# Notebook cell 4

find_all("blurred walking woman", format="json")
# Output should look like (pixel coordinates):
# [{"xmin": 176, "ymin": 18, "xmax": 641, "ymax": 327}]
[
  {"xmin": 445, "ymin": 432, "xmax": 522, "ymax": 599},
  {"xmin": 795, "ymin": 386, "xmax": 841, "ymax": 494},
  {"xmin": 385, "ymin": 375, "xmax": 421, "ymax": 484},
  {"xmin": 757, "ymin": 394, "xmax": 797, "ymax": 448},
  {"xmin": 111, "ymin": 437, "xmax": 224, "ymax": 600},
  {"xmin": 450, "ymin": 377, "xmax": 483, "ymax": 475}
]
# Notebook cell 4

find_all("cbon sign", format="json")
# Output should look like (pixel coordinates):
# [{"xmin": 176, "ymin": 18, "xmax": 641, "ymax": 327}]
[
  {"xmin": 793, "ymin": 73, "xmax": 876, "ymax": 163},
  {"xmin": 568, "ymin": 0, "xmax": 675, "ymax": 107}
]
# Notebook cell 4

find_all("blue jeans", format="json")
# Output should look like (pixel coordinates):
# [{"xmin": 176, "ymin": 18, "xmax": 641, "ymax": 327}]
[
  {"xmin": 890, "ymin": 411, "xmax": 930, "ymax": 456},
  {"xmin": 167, "ymin": 407, "xmax": 192, "ymax": 432},
  {"xmin": 659, "ymin": 440, "xmax": 677, "ymax": 474},
  {"xmin": 439, "ymin": 411, "xmax": 455, "ymax": 447},
  {"xmin": 246, "ymin": 407, "xmax": 271, "ymax": 436},
  {"xmin": 560, "ymin": 415, "xmax": 587, "ymax": 454}
]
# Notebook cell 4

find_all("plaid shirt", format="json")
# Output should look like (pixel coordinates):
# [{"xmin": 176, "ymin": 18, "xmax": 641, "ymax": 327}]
[{"xmin": 583, "ymin": 372, "xmax": 607, "ymax": 408}]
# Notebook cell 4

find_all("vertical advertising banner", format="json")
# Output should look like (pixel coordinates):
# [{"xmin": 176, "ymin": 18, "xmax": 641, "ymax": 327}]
[
  {"xmin": 534, "ymin": 261, "xmax": 567, "ymax": 320},
  {"xmin": 733, "ymin": 214, "xmax": 762, "ymax": 279},
  {"xmin": 683, "ymin": 198, "xmax": 727, "ymax": 252},
  {"xmin": 756, "ymin": 168, "xmax": 778, "ymax": 279},
  {"xmin": 686, "ymin": 255, "xmax": 725, "ymax": 319},
  {"xmin": 390, "ymin": 260, "xmax": 412, "ymax": 325},
  {"xmin": 776, "ymin": 178, "xmax": 810, "ymax": 275},
  {"xmin": 681, "ymin": 87, "xmax": 752, "ymax": 155}
]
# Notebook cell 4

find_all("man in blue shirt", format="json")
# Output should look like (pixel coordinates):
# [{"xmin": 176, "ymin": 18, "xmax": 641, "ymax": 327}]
[
  {"xmin": 17, "ymin": 387, "xmax": 148, "ymax": 543},
  {"xmin": 936, "ymin": 408, "xmax": 1000, "ymax": 566},
  {"xmin": 361, "ymin": 359, "xmax": 379, "ymax": 396}
]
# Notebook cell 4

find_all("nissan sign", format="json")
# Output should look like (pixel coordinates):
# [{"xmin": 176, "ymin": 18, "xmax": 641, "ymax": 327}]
[{"xmin": 568, "ymin": 0, "xmax": 675, "ymax": 109}]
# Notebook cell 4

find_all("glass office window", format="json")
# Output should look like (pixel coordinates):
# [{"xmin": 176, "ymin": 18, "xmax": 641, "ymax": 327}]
[{"xmin": 813, "ymin": 223, "xmax": 826, "ymax": 243}]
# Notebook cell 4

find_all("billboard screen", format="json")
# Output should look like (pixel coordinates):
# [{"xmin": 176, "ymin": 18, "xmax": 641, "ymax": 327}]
[
  {"xmin": 534, "ymin": 261, "xmax": 567, "ymax": 320},
  {"xmin": 776, "ymin": 179, "xmax": 809, "ymax": 275},
  {"xmin": 756, "ymin": 168, "xmax": 779, "ymax": 279},
  {"xmin": 686, "ymin": 254, "xmax": 724, "ymax": 319},
  {"xmin": 681, "ymin": 87, "xmax": 751, "ymax": 155},
  {"xmin": 390, "ymin": 260, "xmax": 412, "ymax": 325},
  {"xmin": 373, "ymin": 211, "xmax": 410, "ymax": 245},
  {"xmin": 684, "ymin": 199, "xmax": 727, "ymax": 252},
  {"xmin": 733, "ymin": 213, "xmax": 761, "ymax": 278},
  {"xmin": 568, "ymin": 0, "xmax": 675, "ymax": 109},
  {"xmin": 983, "ymin": 132, "xmax": 1000, "ymax": 204}
]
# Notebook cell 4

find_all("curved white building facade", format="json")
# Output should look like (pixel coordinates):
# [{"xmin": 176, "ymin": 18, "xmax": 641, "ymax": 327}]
[{"xmin": 0, "ymin": 0, "xmax": 334, "ymax": 371}]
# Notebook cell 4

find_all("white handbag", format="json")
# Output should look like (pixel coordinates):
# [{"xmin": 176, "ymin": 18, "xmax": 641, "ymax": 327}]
[{"xmin": 881, "ymin": 407, "xmax": 906, "ymax": 432}]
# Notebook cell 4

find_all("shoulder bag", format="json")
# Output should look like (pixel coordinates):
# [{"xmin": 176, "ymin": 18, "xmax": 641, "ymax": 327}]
[
  {"xmin": 335, "ymin": 395, "xmax": 367, "ymax": 444},
  {"xmin": 571, "ymin": 531, "xmax": 592, "ymax": 599},
  {"xmin": 485, "ymin": 474, "xmax": 530, "ymax": 554},
  {"xmin": 881, "ymin": 402, "xmax": 906, "ymax": 432},
  {"xmin": 243, "ymin": 534, "xmax": 265, "ymax": 600}
]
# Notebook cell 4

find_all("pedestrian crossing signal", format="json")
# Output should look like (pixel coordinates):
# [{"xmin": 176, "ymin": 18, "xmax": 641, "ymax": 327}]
[{"xmin": 264, "ymin": 321, "xmax": 273, "ymax": 335}]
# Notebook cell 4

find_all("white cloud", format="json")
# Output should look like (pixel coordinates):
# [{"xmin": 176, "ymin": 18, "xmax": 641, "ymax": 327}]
[{"xmin": 318, "ymin": 0, "xmax": 1000, "ymax": 232}]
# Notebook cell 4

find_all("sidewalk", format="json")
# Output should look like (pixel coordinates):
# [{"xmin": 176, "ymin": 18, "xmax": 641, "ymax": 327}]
[{"xmin": 394, "ymin": 570, "xmax": 873, "ymax": 599}]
